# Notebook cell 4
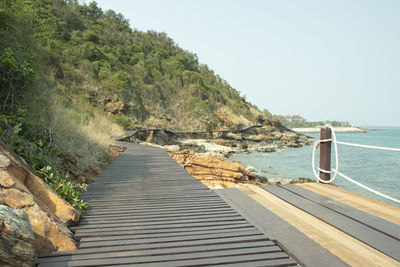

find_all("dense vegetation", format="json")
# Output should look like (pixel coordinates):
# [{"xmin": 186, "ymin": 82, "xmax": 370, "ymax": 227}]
[
  {"xmin": 276, "ymin": 115, "xmax": 351, "ymax": 128},
  {"xmin": 1, "ymin": 0, "xmax": 281, "ymax": 211},
  {"xmin": 26, "ymin": 0, "xmax": 274, "ymax": 131}
]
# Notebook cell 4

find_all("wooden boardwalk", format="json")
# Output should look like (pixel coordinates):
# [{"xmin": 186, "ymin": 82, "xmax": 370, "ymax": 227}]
[
  {"xmin": 36, "ymin": 143, "xmax": 298, "ymax": 267},
  {"xmin": 36, "ymin": 142, "xmax": 400, "ymax": 266}
]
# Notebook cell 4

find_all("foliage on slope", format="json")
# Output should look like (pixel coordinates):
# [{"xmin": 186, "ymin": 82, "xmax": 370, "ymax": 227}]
[
  {"xmin": 0, "ymin": 0, "xmax": 123, "ymax": 212},
  {"xmin": 27, "ymin": 0, "xmax": 277, "ymax": 131},
  {"xmin": 0, "ymin": 0, "xmax": 280, "ymax": 210}
]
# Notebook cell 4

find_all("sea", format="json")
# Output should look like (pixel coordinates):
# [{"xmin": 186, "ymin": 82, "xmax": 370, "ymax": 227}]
[{"xmin": 229, "ymin": 127, "xmax": 400, "ymax": 207}]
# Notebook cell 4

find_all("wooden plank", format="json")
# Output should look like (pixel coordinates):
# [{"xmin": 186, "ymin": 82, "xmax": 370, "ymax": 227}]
[
  {"xmin": 300, "ymin": 183, "xmax": 400, "ymax": 225},
  {"xmin": 80, "ymin": 210, "xmax": 237, "ymax": 221},
  {"xmin": 40, "ymin": 236, "xmax": 276, "ymax": 258},
  {"xmin": 38, "ymin": 251, "xmax": 291, "ymax": 267},
  {"xmin": 73, "ymin": 221, "xmax": 250, "ymax": 237},
  {"xmin": 263, "ymin": 185, "xmax": 400, "ymax": 261},
  {"xmin": 208, "ymin": 258, "xmax": 297, "ymax": 267},
  {"xmin": 72, "ymin": 217, "xmax": 245, "ymax": 232},
  {"xmin": 241, "ymin": 185, "xmax": 400, "ymax": 266},
  {"xmin": 79, "ymin": 207, "xmax": 234, "ymax": 218},
  {"xmin": 79, "ymin": 231, "xmax": 264, "ymax": 248},
  {"xmin": 85, "ymin": 201, "xmax": 230, "ymax": 211},
  {"xmin": 82, "ymin": 204, "xmax": 232, "ymax": 215},
  {"xmin": 85, "ymin": 202, "xmax": 230, "ymax": 211},
  {"xmin": 37, "ymin": 240, "xmax": 281, "ymax": 263},
  {"xmin": 217, "ymin": 188, "xmax": 348, "ymax": 267},
  {"xmin": 74, "ymin": 224, "xmax": 253, "ymax": 239},
  {"xmin": 281, "ymin": 184, "xmax": 400, "ymax": 241},
  {"xmin": 79, "ymin": 213, "xmax": 241, "ymax": 226},
  {"xmin": 79, "ymin": 226, "xmax": 257, "ymax": 243}
]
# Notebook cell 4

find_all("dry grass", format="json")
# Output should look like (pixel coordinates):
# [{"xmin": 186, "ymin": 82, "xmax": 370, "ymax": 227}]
[{"xmin": 46, "ymin": 98, "xmax": 123, "ymax": 170}]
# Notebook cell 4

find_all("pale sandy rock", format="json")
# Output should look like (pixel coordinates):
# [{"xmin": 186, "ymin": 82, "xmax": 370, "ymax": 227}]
[
  {"xmin": 246, "ymin": 166, "xmax": 257, "ymax": 172},
  {"xmin": 0, "ymin": 151, "xmax": 11, "ymax": 168},
  {"xmin": 164, "ymin": 145, "xmax": 180, "ymax": 152},
  {"xmin": 0, "ymin": 205, "xmax": 36, "ymax": 267},
  {"xmin": 0, "ymin": 188, "xmax": 35, "ymax": 209},
  {"xmin": 0, "ymin": 170, "xmax": 16, "ymax": 188}
]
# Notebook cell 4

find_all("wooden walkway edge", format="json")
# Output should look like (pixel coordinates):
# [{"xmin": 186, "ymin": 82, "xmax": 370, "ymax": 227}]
[
  {"xmin": 216, "ymin": 188, "xmax": 348, "ymax": 267},
  {"xmin": 263, "ymin": 184, "xmax": 400, "ymax": 262}
]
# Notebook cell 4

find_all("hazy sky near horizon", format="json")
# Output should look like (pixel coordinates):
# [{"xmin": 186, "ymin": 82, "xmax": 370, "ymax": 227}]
[{"xmin": 91, "ymin": 0, "xmax": 400, "ymax": 127}]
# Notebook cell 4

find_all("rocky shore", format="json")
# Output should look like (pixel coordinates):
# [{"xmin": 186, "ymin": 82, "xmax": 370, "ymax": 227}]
[
  {"xmin": 126, "ymin": 125, "xmax": 314, "ymax": 156},
  {"xmin": 169, "ymin": 150, "xmax": 314, "ymax": 189},
  {"xmin": 125, "ymin": 126, "xmax": 315, "ymax": 188}
]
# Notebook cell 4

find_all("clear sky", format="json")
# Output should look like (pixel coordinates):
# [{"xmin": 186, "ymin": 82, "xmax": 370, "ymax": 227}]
[{"xmin": 91, "ymin": 0, "xmax": 400, "ymax": 127}]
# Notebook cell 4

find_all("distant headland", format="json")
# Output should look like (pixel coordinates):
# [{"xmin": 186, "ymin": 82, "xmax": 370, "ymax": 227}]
[
  {"xmin": 275, "ymin": 115, "xmax": 366, "ymax": 133},
  {"xmin": 291, "ymin": 126, "xmax": 367, "ymax": 133}
]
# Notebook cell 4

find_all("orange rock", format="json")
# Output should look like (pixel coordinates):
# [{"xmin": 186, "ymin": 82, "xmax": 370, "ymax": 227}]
[
  {"xmin": 0, "ymin": 170, "xmax": 16, "ymax": 188},
  {"xmin": 107, "ymin": 145, "xmax": 125, "ymax": 158},
  {"xmin": 169, "ymin": 150, "xmax": 255, "ymax": 185},
  {"xmin": 0, "ymin": 142, "xmax": 79, "ymax": 256},
  {"xmin": 0, "ymin": 188, "xmax": 35, "ymax": 209},
  {"xmin": 0, "ymin": 188, "xmax": 77, "ymax": 252}
]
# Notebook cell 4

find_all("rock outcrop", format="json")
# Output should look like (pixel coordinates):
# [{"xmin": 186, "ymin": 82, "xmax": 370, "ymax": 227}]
[
  {"xmin": 105, "ymin": 101, "xmax": 126, "ymax": 115},
  {"xmin": 170, "ymin": 150, "xmax": 255, "ymax": 188},
  {"xmin": 0, "ymin": 205, "xmax": 36, "ymax": 267},
  {"xmin": 0, "ymin": 142, "xmax": 78, "ymax": 260}
]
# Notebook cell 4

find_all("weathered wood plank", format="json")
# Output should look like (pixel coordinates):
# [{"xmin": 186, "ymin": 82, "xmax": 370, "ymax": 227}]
[
  {"xmin": 72, "ymin": 216, "xmax": 246, "ymax": 231},
  {"xmin": 281, "ymin": 184, "xmax": 400, "ymax": 241},
  {"xmin": 217, "ymin": 188, "xmax": 348, "ymax": 267},
  {"xmin": 79, "ymin": 226, "xmax": 257, "ymax": 243},
  {"xmin": 79, "ymin": 213, "xmax": 242, "ymax": 226},
  {"xmin": 73, "ymin": 220, "xmax": 249, "ymax": 236},
  {"xmin": 74, "ymin": 224, "xmax": 253, "ymax": 239},
  {"xmin": 37, "ymin": 240, "xmax": 281, "ymax": 263},
  {"xmin": 263, "ymin": 185, "xmax": 400, "ymax": 261},
  {"xmin": 40, "ymin": 237, "xmax": 276, "ymax": 257},
  {"xmin": 38, "ymin": 251, "xmax": 291, "ymax": 267}
]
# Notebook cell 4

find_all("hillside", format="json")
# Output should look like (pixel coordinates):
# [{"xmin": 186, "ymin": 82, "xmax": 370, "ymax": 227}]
[
  {"xmin": 0, "ymin": 0, "xmax": 286, "ymax": 211},
  {"xmin": 4, "ymin": 0, "xmax": 277, "ymax": 132},
  {"xmin": 0, "ymin": 1, "xmax": 304, "ymax": 262}
]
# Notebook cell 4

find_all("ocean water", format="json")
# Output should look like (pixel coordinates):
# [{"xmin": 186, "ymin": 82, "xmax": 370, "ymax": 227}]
[{"xmin": 230, "ymin": 128, "xmax": 400, "ymax": 207}]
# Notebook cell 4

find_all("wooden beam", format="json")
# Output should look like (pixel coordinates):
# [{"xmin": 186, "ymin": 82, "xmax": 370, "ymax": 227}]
[{"xmin": 319, "ymin": 127, "xmax": 332, "ymax": 181}]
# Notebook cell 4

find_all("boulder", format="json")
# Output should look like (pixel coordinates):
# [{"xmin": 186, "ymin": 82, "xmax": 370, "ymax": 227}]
[
  {"xmin": 170, "ymin": 150, "xmax": 255, "ymax": 185},
  {"xmin": 0, "ymin": 205, "xmax": 36, "ymax": 267},
  {"xmin": 0, "ymin": 143, "xmax": 79, "ymax": 225},
  {"xmin": 0, "ymin": 143, "xmax": 78, "ymax": 259},
  {"xmin": 145, "ymin": 130, "xmax": 178, "ymax": 146}
]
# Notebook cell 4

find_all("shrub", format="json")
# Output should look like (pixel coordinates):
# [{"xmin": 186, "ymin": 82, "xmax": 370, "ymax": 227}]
[{"xmin": 0, "ymin": 108, "xmax": 88, "ymax": 213}]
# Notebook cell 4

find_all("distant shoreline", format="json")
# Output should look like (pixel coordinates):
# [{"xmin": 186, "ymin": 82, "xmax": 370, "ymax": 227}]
[{"xmin": 291, "ymin": 127, "xmax": 367, "ymax": 133}]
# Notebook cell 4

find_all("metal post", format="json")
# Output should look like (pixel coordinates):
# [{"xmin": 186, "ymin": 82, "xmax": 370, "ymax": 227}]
[{"xmin": 319, "ymin": 127, "xmax": 332, "ymax": 181}]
